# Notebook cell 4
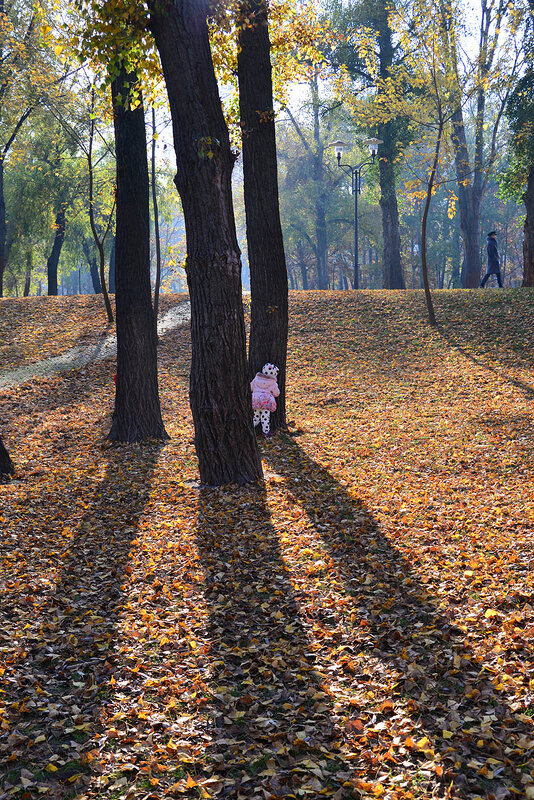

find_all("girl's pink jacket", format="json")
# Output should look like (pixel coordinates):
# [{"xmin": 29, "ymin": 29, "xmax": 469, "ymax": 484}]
[{"xmin": 250, "ymin": 373, "xmax": 280, "ymax": 412}]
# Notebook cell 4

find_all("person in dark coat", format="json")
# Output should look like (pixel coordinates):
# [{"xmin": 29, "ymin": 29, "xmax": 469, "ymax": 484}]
[{"xmin": 480, "ymin": 231, "xmax": 503, "ymax": 287}]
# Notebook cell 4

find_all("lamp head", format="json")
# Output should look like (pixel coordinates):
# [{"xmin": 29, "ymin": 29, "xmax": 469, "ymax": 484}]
[
  {"xmin": 363, "ymin": 137, "xmax": 383, "ymax": 160},
  {"xmin": 329, "ymin": 140, "xmax": 349, "ymax": 163}
]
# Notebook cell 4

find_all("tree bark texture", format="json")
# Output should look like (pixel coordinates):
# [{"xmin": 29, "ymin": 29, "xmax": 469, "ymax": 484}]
[
  {"xmin": 0, "ymin": 434, "xmax": 14, "ymax": 476},
  {"xmin": 376, "ymin": 4, "xmax": 404, "ymax": 290},
  {"xmin": 450, "ymin": 107, "xmax": 481, "ymax": 288},
  {"xmin": 149, "ymin": 0, "xmax": 262, "ymax": 485},
  {"xmin": 109, "ymin": 67, "xmax": 168, "ymax": 443},
  {"xmin": 47, "ymin": 204, "xmax": 67, "ymax": 296},
  {"xmin": 237, "ymin": 0, "xmax": 288, "ymax": 432},
  {"xmin": 523, "ymin": 164, "xmax": 534, "ymax": 287}
]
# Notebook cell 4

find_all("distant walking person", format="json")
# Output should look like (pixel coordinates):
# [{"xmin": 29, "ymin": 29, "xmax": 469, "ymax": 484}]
[{"xmin": 480, "ymin": 231, "xmax": 503, "ymax": 288}]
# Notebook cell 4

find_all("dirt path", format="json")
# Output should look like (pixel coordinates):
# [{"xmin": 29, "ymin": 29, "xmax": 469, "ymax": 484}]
[{"xmin": 0, "ymin": 301, "xmax": 190, "ymax": 389}]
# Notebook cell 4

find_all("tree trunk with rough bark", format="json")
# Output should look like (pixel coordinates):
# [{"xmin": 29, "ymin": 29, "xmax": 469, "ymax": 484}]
[
  {"xmin": 523, "ymin": 164, "xmax": 534, "ymax": 286},
  {"xmin": 450, "ymin": 107, "xmax": 481, "ymax": 288},
  {"xmin": 47, "ymin": 204, "xmax": 67, "ymax": 296},
  {"xmin": 0, "ymin": 434, "xmax": 14, "ymax": 477},
  {"xmin": 237, "ymin": 0, "xmax": 288, "ymax": 432},
  {"xmin": 149, "ymin": 0, "xmax": 262, "ymax": 485},
  {"xmin": 377, "ymin": 3, "xmax": 404, "ymax": 290},
  {"xmin": 378, "ymin": 130, "xmax": 405, "ymax": 289},
  {"xmin": 109, "ymin": 67, "xmax": 168, "ymax": 444}
]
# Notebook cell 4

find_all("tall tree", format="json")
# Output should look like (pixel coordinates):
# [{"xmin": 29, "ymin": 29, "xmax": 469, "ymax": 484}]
[
  {"xmin": 282, "ymin": 75, "xmax": 337, "ymax": 291},
  {"xmin": 149, "ymin": 0, "xmax": 262, "ymax": 485},
  {"xmin": 328, "ymin": 0, "xmax": 406, "ymax": 288},
  {"xmin": 46, "ymin": 202, "xmax": 67, "ymax": 295},
  {"xmin": 109, "ymin": 66, "xmax": 168, "ymax": 442},
  {"xmin": 237, "ymin": 0, "xmax": 288, "ymax": 432},
  {"xmin": 375, "ymin": 2, "xmax": 405, "ymax": 289},
  {"xmin": 439, "ymin": 0, "xmax": 521, "ymax": 287},
  {"xmin": 502, "ymin": 1, "xmax": 534, "ymax": 286}
]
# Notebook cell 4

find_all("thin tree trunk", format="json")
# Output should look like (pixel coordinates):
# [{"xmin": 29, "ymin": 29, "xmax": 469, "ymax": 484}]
[
  {"xmin": 149, "ymin": 0, "xmax": 262, "ymax": 485},
  {"xmin": 46, "ymin": 203, "xmax": 67, "ymax": 296},
  {"xmin": 0, "ymin": 162, "xmax": 5, "ymax": 297},
  {"xmin": 0, "ymin": 434, "xmax": 14, "ymax": 477},
  {"xmin": 88, "ymin": 89, "xmax": 114, "ymax": 322},
  {"xmin": 23, "ymin": 250, "xmax": 31, "ymax": 296},
  {"xmin": 151, "ymin": 107, "xmax": 162, "ymax": 320},
  {"xmin": 237, "ymin": 0, "xmax": 288, "ymax": 432},
  {"xmin": 83, "ymin": 239, "xmax": 102, "ymax": 293},
  {"xmin": 109, "ymin": 66, "xmax": 168, "ymax": 443},
  {"xmin": 522, "ymin": 163, "xmax": 534, "ymax": 286},
  {"xmin": 109, "ymin": 236, "xmax": 116, "ymax": 293},
  {"xmin": 90, "ymin": 257, "xmax": 101, "ymax": 293},
  {"xmin": 310, "ymin": 75, "xmax": 328, "ymax": 290},
  {"xmin": 297, "ymin": 240, "xmax": 309, "ymax": 290},
  {"xmin": 421, "ymin": 120, "xmax": 442, "ymax": 327}
]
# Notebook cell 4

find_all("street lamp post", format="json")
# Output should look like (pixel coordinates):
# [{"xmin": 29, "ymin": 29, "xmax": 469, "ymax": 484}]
[{"xmin": 330, "ymin": 138, "xmax": 383, "ymax": 290}]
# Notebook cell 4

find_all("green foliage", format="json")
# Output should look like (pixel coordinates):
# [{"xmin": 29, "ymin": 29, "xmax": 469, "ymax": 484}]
[{"xmin": 500, "ymin": 69, "xmax": 534, "ymax": 203}]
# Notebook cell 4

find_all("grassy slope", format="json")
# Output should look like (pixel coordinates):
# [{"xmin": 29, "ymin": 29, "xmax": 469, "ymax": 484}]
[{"xmin": 0, "ymin": 289, "xmax": 533, "ymax": 800}]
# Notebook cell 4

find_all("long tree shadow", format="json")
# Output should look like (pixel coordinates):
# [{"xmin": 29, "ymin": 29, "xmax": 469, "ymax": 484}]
[
  {"xmin": 0, "ymin": 441, "xmax": 164, "ymax": 798},
  {"xmin": 265, "ymin": 437, "xmax": 534, "ymax": 799},
  {"xmin": 195, "ymin": 484, "xmax": 355, "ymax": 799},
  {"xmin": 437, "ymin": 324, "xmax": 534, "ymax": 400}
]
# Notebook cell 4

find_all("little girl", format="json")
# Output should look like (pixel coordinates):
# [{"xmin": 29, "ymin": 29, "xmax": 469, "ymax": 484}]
[{"xmin": 250, "ymin": 363, "xmax": 280, "ymax": 437}]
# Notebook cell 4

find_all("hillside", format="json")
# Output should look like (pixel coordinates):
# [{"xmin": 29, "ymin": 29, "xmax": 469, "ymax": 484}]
[{"xmin": 1, "ymin": 289, "xmax": 533, "ymax": 800}]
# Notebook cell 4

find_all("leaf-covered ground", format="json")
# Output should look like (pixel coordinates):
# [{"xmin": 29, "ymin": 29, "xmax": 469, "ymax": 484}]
[
  {"xmin": 1, "ymin": 289, "xmax": 533, "ymax": 800},
  {"xmin": 0, "ymin": 295, "xmax": 185, "ymax": 372}
]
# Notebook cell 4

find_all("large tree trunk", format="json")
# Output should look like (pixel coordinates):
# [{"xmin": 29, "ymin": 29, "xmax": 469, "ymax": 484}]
[
  {"xmin": 376, "ymin": 3, "xmax": 404, "ymax": 290},
  {"xmin": 149, "ymin": 0, "xmax": 262, "ymax": 485},
  {"xmin": 378, "ymin": 132, "xmax": 405, "ymax": 289},
  {"xmin": 523, "ymin": 163, "xmax": 534, "ymax": 287},
  {"xmin": 450, "ymin": 108, "xmax": 481, "ymax": 287},
  {"xmin": 47, "ymin": 203, "xmax": 67, "ymax": 296},
  {"xmin": 0, "ymin": 434, "xmax": 14, "ymax": 477},
  {"xmin": 237, "ymin": 0, "xmax": 288, "ymax": 432},
  {"xmin": 109, "ymin": 67, "xmax": 168, "ymax": 443}
]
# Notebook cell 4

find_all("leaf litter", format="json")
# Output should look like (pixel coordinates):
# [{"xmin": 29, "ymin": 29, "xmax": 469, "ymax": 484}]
[{"xmin": 0, "ymin": 289, "xmax": 533, "ymax": 800}]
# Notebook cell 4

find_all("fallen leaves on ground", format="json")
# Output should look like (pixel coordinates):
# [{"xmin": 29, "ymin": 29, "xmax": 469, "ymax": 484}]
[
  {"xmin": 0, "ymin": 294, "xmax": 185, "ymax": 372},
  {"xmin": 0, "ymin": 289, "xmax": 533, "ymax": 800}
]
